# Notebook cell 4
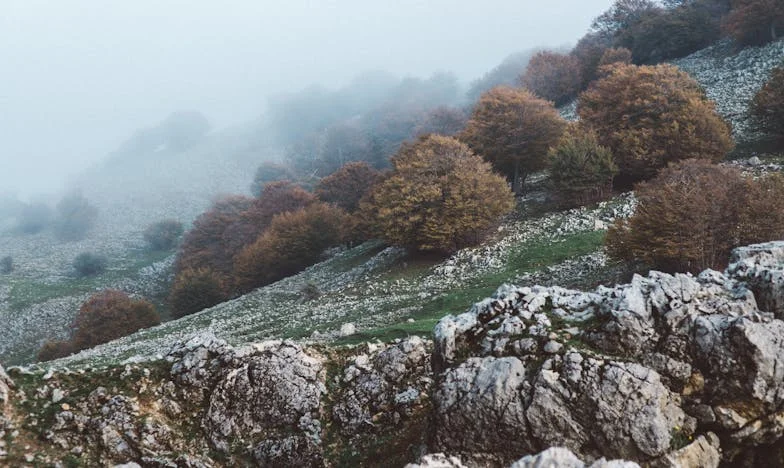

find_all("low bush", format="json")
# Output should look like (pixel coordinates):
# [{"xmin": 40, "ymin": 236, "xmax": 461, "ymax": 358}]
[
  {"xmin": 70, "ymin": 290, "xmax": 160, "ymax": 351},
  {"xmin": 73, "ymin": 252, "xmax": 108, "ymax": 277},
  {"xmin": 169, "ymin": 267, "xmax": 226, "ymax": 319},
  {"xmin": 548, "ymin": 129, "xmax": 618, "ymax": 207},
  {"xmin": 37, "ymin": 340, "xmax": 73, "ymax": 362},
  {"xmin": 143, "ymin": 219, "xmax": 184, "ymax": 250}
]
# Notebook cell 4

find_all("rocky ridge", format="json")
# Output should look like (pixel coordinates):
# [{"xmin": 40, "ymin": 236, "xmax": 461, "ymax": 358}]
[{"xmin": 2, "ymin": 241, "xmax": 784, "ymax": 466}]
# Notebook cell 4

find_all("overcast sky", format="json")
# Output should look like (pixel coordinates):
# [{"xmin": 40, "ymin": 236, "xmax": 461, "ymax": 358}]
[{"xmin": 0, "ymin": 0, "xmax": 614, "ymax": 197}]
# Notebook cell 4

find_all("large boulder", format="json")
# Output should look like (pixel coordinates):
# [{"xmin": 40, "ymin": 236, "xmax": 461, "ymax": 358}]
[{"xmin": 202, "ymin": 341, "xmax": 326, "ymax": 467}]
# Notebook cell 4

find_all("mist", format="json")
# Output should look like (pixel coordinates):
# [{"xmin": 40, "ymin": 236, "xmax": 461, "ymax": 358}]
[{"xmin": 0, "ymin": 0, "xmax": 614, "ymax": 197}]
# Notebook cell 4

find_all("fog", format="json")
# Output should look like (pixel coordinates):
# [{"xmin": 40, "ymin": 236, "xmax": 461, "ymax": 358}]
[{"xmin": 1, "ymin": 0, "xmax": 614, "ymax": 197}]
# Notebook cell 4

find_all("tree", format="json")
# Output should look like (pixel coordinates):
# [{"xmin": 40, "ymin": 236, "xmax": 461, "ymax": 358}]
[
  {"xmin": 365, "ymin": 135, "xmax": 515, "ymax": 253},
  {"xmin": 233, "ymin": 203, "xmax": 348, "ymax": 291},
  {"xmin": 751, "ymin": 66, "xmax": 784, "ymax": 138},
  {"xmin": 169, "ymin": 267, "xmax": 226, "ymax": 318},
  {"xmin": 605, "ymin": 159, "xmax": 784, "ymax": 274},
  {"xmin": 592, "ymin": 0, "xmax": 659, "ymax": 35},
  {"xmin": 414, "ymin": 106, "xmax": 468, "ymax": 137},
  {"xmin": 461, "ymin": 87, "xmax": 567, "ymax": 194},
  {"xmin": 315, "ymin": 161, "xmax": 380, "ymax": 212},
  {"xmin": 571, "ymin": 32, "xmax": 614, "ymax": 89},
  {"xmin": 73, "ymin": 252, "xmax": 108, "ymax": 277},
  {"xmin": 578, "ymin": 64, "xmax": 734, "ymax": 186},
  {"xmin": 724, "ymin": 0, "xmax": 784, "ymax": 46},
  {"xmin": 598, "ymin": 47, "xmax": 633, "ymax": 68},
  {"xmin": 175, "ymin": 195, "xmax": 254, "ymax": 277},
  {"xmin": 606, "ymin": 160, "xmax": 746, "ymax": 273},
  {"xmin": 143, "ymin": 219, "xmax": 184, "ymax": 251},
  {"xmin": 466, "ymin": 49, "xmax": 539, "ymax": 102},
  {"xmin": 70, "ymin": 290, "xmax": 160, "ymax": 352},
  {"xmin": 548, "ymin": 129, "xmax": 618, "ymax": 207},
  {"xmin": 520, "ymin": 51, "xmax": 583, "ymax": 106},
  {"xmin": 250, "ymin": 162, "xmax": 296, "ymax": 196},
  {"xmin": 54, "ymin": 190, "xmax": 98, "ymax": 241}
]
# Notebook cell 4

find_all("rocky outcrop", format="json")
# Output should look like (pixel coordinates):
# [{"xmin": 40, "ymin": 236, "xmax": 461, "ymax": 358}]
[
  {"xmin": 0, "ymin": 364, "xmax": 13, "ymax": 462},
  {"xmin": 6, "ymin": 242, "xmax": 784, "ymax": 466},
  {"xmin": 432, "ymin": 241, "xmax": 784, "ymax": 465}
]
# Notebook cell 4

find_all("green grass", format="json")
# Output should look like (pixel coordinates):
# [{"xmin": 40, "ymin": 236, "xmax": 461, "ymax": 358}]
[
  {"xmin": 5, "ymin": 249, "xmax": 171, "ymax": 312},
  {"xmin": 337, "ymin": 229, "xmax": 608, "ymax": 345}
]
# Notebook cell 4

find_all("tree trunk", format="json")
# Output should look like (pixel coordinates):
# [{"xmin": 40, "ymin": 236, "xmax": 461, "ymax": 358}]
[{"xmin": 512, "ymin": 160, "xmax": 524, "ymax": 195}]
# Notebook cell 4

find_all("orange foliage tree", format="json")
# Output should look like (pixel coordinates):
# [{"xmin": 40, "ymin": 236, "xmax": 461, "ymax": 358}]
[
  {"xmin": 233, "ymin": 203, "xmax": 348, "ymax": 291},
  {"xmin": 578, "ymin": 64, "xmax": 734, "ymax": 186},
  {"xmin": 607, "ymin": 159, "xmax": 784, "ymax": 273},
  {"xmin": 169, "ymin": 267, "xmax": 227, "ymax": 318},
  {"xmin": 365, "ymin": 135, "xmax": 515, "ymax": 253},
  {"xmin": 315, "ymin": 161, "xmax": 380, "ymax": 212},
  {"xmin": 461, "ymin": 87, "xmax": 567, "ymax": 193},
  {"xmin": 70, "ymin": 290, "xmax": 160, "ymax": 352},
  {"xmin": 520, "ymin": 51, "xmax": 583, "ymax": 106}
]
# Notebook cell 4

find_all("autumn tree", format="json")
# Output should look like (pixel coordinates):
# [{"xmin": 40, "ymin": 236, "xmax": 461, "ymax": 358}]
[
  {"xmin": 571, "ymin": 32, "xmax": 614, "ymax": 89},
  {"xmin": 592, "ymin": 0, "xmax": 659, "ymax": 35},
  {"xmin": 175, "ymin": 195, "xmax": 254, "ymax": 278},
  {"xmin": 578, "ymin": 64, "xmax": 733, "ymax": 186},
  {"xmin": 250, "ymin": 162, "xmax": 296, "ymax": 196},
  {"xmin": 143, "ymin": 219, "xmax": 184, "ymax": 250},
  {"xmin": 751, "ymin": 66, "xmax": 784, "ymax": 138},
  {"xmin": 233, "ymin": 203, "xmax": 348, "ymax": 291},
  {"xmin": 169, "ymin": 267, "xmax": 226, "ymax": 318},
  {"xmin": 461, "ymin": 87, "xmax": 567, "ymax": 193},
  {"xmin": 365, "ymin": 135, "xmax": 515, "ymax": 253},
  {"xmin": 315, "ymin": 161, "xmax": 380, "ymax": 212},
  {"xmin": 606, "ymin": 160, "xmax": 746, "ymax": 273},
  {"xmin": 520, "ymin": 51, "xmax": 583, "ymax": 106},
  {"xmin": 598, "ymin": 47, "xmax": 633, "ymax": 68},
  {"xmin": 738, "ymin": 173, "xmax": 784, "ymax": 246},
  {"xmin": 724, "ymin": 0, "xmax": 784, "ymax": 45},
  {"xmin": 548, "ymin": 128, "xmax": 618, "ymax": 207},
  {"xmin": 70, "ymin": 290, "xmax": 160, "ymax": 352},
  {"xmin": 414, "ymin": 106, "xmax": 468, "ymax": 137}
]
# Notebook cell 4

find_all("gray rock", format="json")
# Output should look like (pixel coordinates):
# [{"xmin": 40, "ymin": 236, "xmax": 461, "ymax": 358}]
[
  {"xmin": 202, "ymin": 341, "xmax": 325, "ymax": 465},
  {"xmin": 0, "ymin": 364, "xmax": 12, "ymax": 406},
  {"xmin": 406, "ymin": 453, "xmax": 468, "ymax": 467}
]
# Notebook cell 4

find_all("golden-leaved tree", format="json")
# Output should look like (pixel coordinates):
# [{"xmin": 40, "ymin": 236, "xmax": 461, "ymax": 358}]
[
  {"xmin": 461, "ymin": 87, "xmax": 567, "ymax": 194},
  {"xmin": 365, "ymin": 134, "xmax": 515, "ymax": 253},
  {"xmin": 578, "ymin": 63, "xmax": 733, "ymax": 187}
]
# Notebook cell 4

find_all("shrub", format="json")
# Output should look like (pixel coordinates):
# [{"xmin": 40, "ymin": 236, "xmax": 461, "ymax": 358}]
[
  {"xmin": 169, "ymin": 267, "xmax": 226, "ymax": 318},
  {"xmin": 37, "ymin": 340, "xmax": 73, "ymax": 362},
  {"xmin": 250, "ymin": 162, "xmax": 296, "ymax": 196},
  {"xmin": 54, "ymin": 190, "xmax": 98, "ymax": 241},
  {"xmin": 365, "ymin": 135, "xmax": 515, "ymax": 253},
  {"xmin": 578, "ymin": 64, "xmax": 734, "ymax": 186},
  {"xmin": 724, "ymin": 0, "xmax": 784, "ymax": 46},
  {"xmin": 143, "ymin": 219, "xmax": 184, "ymax": 250},
  {"xmin": 315, "ymin": 161, "xmax": 380, "ymax": 212},
  {"xmin": 234, "ymin": 203, "xmax": 348, "ymax": 291},
  {"xmin": 751, "ymin": 66, "xmax": 784, "ymax": 138},
  {"xmin": 520, "ymin": 51, "xmax": 583, "ymax": 106},
  {"xmin": 0, "ymin": 256, "xmax": 12, "ymax": 274},
  {"xmin": 17, "ymin": 202, "xmax": 52, "ymax": 234},
  {"xmin": 548, "ymin": 129, "xmax": 618, "ymax": 207},
  {"xmin": 606, "ymin": 159, "xmax": 784, "ymax": 274},
  {"xmin": 461, "ymin": 86, "xmax": 567, "ymax": 193},
  {"xmin": 73, "ymin": 252, "xmax": 108, "ymax": 277},
  {"xmin": 70, "ymin": 290, "xmax": 160, "ymax": 351}
]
